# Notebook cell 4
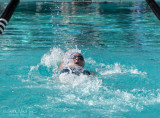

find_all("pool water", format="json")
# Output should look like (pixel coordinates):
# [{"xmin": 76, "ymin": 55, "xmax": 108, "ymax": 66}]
[{"xmin": 1, "ymin": 1, "xmax": 160, "ymax": 117}]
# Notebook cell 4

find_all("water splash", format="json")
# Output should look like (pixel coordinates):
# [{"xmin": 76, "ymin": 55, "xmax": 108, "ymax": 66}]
[
  {"xmin": 40, "ymin": 47, "xmax": 64, "ymax": 69},
  {"xmin": 98, "ymin": 63, "xmax": 147, "ymax": 77},
  {"xmin": 21, "ymin": 47, "xmax": 160, "ymax": 117}
]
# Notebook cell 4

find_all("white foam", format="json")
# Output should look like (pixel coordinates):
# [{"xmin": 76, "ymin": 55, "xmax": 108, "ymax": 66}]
[
  {"xmin": 129, "ymin": 68, "xmax": 147, "ymax": 75},
  {"xmin": 99, "ymin": 63, "xmax": 147, "ymax": 77},
  {"xmin": 59, "ymin": 73, "xmax": 101, "ymax": 89},
  {"xmin": 40, "ymin": 47, "xmax": 64, "ymax": 68},
  {"xmin": 85, "ymin": 57, "xmax": 96, "ymax": 65}
]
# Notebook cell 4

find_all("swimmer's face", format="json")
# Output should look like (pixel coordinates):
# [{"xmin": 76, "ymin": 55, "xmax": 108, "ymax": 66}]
[{"xmin": 69, "ymin": 53, "xmax": 85, "ymax": 68}]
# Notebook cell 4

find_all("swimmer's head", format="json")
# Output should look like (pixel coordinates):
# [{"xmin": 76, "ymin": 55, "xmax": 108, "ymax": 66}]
[
  {"xmin": 69, "ymin": 53, "xmax": 85, "ymax": 67},
  {"xmin": 63, "ymin": 49, "xmax": 85, "ymax": 68}
]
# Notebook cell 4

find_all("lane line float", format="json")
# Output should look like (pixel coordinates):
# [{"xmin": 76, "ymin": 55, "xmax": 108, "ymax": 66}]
[
  {"xmin": 0, "ymin": 0, "xmax": 20, "ymax": 34},
  {"xmin": 146, "ymin": 0, "xmax": 160, "ymax": 20}
]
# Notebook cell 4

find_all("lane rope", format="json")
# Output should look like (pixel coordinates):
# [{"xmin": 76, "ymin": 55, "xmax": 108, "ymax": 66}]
[
  {"xmin": 0, "ymin": 0, "xmax": 19, "ymax": 34},
  {"xmin": 146, "ymin": 0, "xmax": 160, "ymax": 20}
]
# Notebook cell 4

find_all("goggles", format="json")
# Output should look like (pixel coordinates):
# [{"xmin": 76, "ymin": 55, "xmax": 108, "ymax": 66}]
[{"xmin": 71, "ymin": 55, "xmax": 84, "ymax": 60}]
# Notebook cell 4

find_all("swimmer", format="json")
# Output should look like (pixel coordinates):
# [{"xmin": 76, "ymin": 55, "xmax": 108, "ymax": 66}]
[{"xmin": 59, "ymin": 50, "xmax": 93, "ymax": 76}]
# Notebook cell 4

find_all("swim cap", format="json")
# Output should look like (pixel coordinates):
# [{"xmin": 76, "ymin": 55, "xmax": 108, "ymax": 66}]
[{"xmin": 63, "ymin": 49, "xmax": 81, "ymax": 65}]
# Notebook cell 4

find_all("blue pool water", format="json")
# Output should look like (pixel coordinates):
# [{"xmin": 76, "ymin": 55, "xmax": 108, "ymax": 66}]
[{"xmin": 1, "ymin": 1, "xmax": 160, "ymax": 117}]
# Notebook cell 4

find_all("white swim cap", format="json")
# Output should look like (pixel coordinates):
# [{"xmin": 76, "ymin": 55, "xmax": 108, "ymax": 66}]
[{"xmin": 63, "ymin": 49, "xmax": 81, "ymax": 65}]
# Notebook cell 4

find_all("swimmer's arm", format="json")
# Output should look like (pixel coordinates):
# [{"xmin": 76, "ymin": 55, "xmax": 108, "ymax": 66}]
[{"xmin": 58, "ymin": 62, "xmax": 65, "ymax": 72}]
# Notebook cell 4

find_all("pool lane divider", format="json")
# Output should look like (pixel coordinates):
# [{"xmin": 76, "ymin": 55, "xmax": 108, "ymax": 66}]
[
  {"xmin": 0, "ymin": 0, "xmax": 20, "ymax": 34},
  {"xmin": 146, "ymin": 0, "xmax": 160, "ymax": 21}
]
